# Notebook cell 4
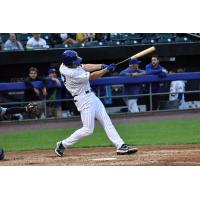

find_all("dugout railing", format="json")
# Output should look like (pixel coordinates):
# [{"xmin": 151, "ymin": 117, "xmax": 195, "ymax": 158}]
[{"xmin": 0, "ymin": 72, "xmax": 200, "ymax": 120}]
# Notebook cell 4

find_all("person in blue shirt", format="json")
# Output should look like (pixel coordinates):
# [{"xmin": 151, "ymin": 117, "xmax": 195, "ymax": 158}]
[
  {"xmin": 119, "ymin": 58, "xmax": 146, "ymax": 112},
  {"xmin": 145, "ymin": 56, "xmax": 168, "ymax": 110},
  {"xmin": 46, "ymin": 67, "xmax": 62, "ymax": 118}
]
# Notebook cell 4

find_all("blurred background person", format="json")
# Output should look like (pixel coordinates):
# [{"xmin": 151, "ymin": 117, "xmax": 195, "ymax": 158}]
[
  {"xmin": 62, "ymin": 33, "xmax": 77, "ymax": 46},
  {"xmin": 145, "ymin": 55, "xmax": 168, "ymax": 110},
  {"xmin": 0, "ymin": 36, "xmax": 4, "ymax": 50},
  {"xmin": 49, "ymin": 33, "xmax": 63, "ymax": 46},
  {"xmin": 76, "ymin": 33, "xmax": 95, "ymax": 43},
  {"xmin": 24, "ymin": 67, "xmax": 48, "ymax": 118},
  {"xmin": 94, "ymin": 33, "xmax": 110, "ymax": 42},
  {"xmin": 169, "ymin": 67, "xmax": 186, "ymax": 109},
  {"xmin": 26, "ymin": 33, "xmax": 48, "ymax": 49},
  {"xmin": 119, "ymin": 58, "xmax": 146, "ymax": 112},
  {"xmin": 4, "ymin": 33, "xmax": 24, "ymax": 51},
  {"xmin": 46, "ymin": 67, "xmax": 62, "ymax": 118}
]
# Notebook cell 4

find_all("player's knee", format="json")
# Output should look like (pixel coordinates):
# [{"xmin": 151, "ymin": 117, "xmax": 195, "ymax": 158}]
[{"xmin": 82, "ymin": 127, "xmax": 94, "ymax": 136}]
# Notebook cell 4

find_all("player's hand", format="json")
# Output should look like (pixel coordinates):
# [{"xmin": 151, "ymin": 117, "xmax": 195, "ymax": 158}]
[
  {"xmin": 106, "ymin": 64, "xmax": 116, "ymax": 72},
  {"xmin": 42, "ymin": 88, "xmax": 47, "ymax": 96},
  {"xmin": 34, "ymin": 88, "xmax": 40, "ymax": 96},
  {"xmin": 162, "ymin": 69, "xmax": 167, "ymax": 73},
  {"xmin": 132, "ymin": 73, "xmax": 140, "ymax": 76},
  {"xmin": 101, "ymin": 64, "xmax": 109, "ymax": 69}
]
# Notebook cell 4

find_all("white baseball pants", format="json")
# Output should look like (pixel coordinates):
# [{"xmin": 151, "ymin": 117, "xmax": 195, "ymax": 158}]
[
  {"xmin": 62, "ymin": 92, "xmax": 124, "ymax": 149},
  {"xmin": 127, "ymin": 99, "xmax": 139, "ymax": 113}
]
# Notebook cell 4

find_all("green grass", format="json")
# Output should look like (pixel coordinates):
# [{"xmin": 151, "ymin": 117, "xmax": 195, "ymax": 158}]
[{"xmin": 0, "ymin": 118, "xmax": 200, "ymax": 152}]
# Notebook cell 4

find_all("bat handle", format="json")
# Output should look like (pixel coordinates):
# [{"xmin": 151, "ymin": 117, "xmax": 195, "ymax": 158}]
[{"xmin": 115, "ymin": 57, "xmax": 131, "ymax": 66}]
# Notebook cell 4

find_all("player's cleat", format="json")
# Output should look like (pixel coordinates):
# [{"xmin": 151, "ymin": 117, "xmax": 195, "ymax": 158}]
[
  {"xmin": 55, "ymin": 141, "xmax": 65, "ymax": 157},
  {"xmin": 116, "ymin": 144, "xmax": 138, "ymax": 155}
]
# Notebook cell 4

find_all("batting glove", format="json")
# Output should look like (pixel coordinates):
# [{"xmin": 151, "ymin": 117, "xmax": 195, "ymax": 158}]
[
  {"xmin": 101, "ymin": 64, "xmax": 109, "ymax": 69},
  {"xmin": 106, "ymin": 64, "xmax": 116, "ymax": 72}
]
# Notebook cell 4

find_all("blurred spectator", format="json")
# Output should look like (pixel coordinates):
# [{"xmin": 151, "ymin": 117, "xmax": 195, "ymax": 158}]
[
  {"xmin": 119, "ymin": 58, "xmax": 146, "ymax": 112},
  {"xmin": 4, "ymin": 33, "xmax": 24, "ymax": 51},
  {"xmin": 76, "ymin": 33, "xmax": 95, "ymax": 43},
  {"xmin": 94, "ymin": 33, "xmax": 110, "ymax": 42},
  {"xmin": 24, "ymin": 67, "xmax": 48, "ymax": 118},
  {"xmin": 46, "ymin": 67, "xmax": 62, "ymax": 118},
  {"xmin": 62, "ymin": 33, "xmax": 78, "ymax": 46},
  {"xmin": 49, "ymin": 33, "xmax": 63, "ymax": 46},
  {"xmin": 0, "ymin": 36, "xmax": 4, "ymax": 50},
  {"xmin": 26, "ymin": 33, "xmax": 48, "ymax": 49},
  {"xmin": 145, "ymin": 56, "xmax": 168, "ymax": 110},
  {"xmin": 169, "ymin": 67, "xmax": 186, "ymax": 109}
]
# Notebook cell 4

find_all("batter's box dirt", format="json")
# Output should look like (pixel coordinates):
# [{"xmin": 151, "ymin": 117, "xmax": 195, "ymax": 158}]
[{"xmin": 1, "ymin": 144, "xmax": 200, "ymax": 166}]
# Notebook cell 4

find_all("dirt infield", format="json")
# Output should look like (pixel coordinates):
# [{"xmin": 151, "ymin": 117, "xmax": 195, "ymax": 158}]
[{"xmin": 1, "ymin": 144, "xmax": 200, "ymax": 166}]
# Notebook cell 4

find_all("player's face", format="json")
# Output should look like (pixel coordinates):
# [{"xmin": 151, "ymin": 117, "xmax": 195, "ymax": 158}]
[
  {"xmin": 29, "ymin": 71, "xmax": 37, "ymax": 79},
  {"xmin": 33, "ymin": 33, "xmax": 41, "ymax": 40},
  {"xmin": 151, "ymin": 57, "xmax": 159, "ymax": 67},
  {"xmin": 130, "ymin": 64, "xmax": 139, "ymax": 70},
  {"xmin": 49, "ymin": 72, "xmax": 57, "ymax": 78},
  {"xmin": 10, "ymin": 34, "xmax": 16, "ymax": 42}
]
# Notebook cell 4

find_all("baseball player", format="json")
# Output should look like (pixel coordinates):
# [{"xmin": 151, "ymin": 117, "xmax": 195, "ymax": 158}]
[
  {"xmin": 169, "ymin": 68, "xmax": 186, "ymax": 109},
  {"xmin": 119, "ymin": 58, "xmax": 146, "ymax": 113},
  {"xmin": 0, "ymin": 103, "xmax": 39, "ymax": 120},
  {"xmin": 55, "ymin": 50, "xmax": 138, "ymax": 156}
]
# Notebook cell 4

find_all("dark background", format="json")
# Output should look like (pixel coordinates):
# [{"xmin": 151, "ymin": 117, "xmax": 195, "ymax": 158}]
[{"xmin": 1, "ymin": 43, "xmax": 200, "ymax": 82}]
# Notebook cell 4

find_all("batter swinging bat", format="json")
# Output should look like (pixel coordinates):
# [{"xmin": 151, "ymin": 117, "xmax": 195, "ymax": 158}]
[{"xmin": 115, "ymin": 46, "xmax": 156, "ymax": 66}]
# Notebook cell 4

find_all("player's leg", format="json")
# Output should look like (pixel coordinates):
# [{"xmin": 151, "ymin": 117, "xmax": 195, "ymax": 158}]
[
  {"xmin": 94, "ymin": 97, "xmax": 137, "ymax": 154},
  {"xmin": 55, "ymin": 108, "xmax": 95, "ymax": 156},
  {"xmin": 127, "ymin": 99, "xmax": 139, "ymax": 112}
]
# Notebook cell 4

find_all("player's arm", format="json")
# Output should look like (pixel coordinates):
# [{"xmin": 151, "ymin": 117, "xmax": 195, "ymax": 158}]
[
  {"xmin": 82, "ymin": 64, "xmax": 103, "ymax": 72},
  {"xmin": 89, "ymin": 65, "xmax": 116, "ymax": 80}
]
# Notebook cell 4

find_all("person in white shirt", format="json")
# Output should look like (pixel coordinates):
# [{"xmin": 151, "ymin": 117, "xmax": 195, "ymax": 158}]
[
  {"xmin": 4, "ymin": 33, "xmax": 24, "ymax": 51},
  {"xmin": 55, "ymin": 50, "xmax": 138, "ymax": 156},
  {"xmin": 26, "ymin": 33, "xmax": 48, "ymax": 49},
  {"xmin": 169, "ymin": 68, "xmax": 186, "ymax": 109}
]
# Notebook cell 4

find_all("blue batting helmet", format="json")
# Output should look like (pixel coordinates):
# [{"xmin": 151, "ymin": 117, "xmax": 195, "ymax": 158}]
[{"xmin": 62, "ymin": 50, "xmax": 82, "ymax": 66}]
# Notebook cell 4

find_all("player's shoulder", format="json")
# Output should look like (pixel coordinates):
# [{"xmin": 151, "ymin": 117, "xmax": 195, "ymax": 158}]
[{"xmin": 145, "ymin": 63, "xmax": 151, "ymax": 68}]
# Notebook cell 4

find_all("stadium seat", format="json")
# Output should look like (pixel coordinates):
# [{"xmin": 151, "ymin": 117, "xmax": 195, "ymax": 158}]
[
  {"xmin": 84, "ymin": 41, "xmax": 99, "ymax": 47},
  {"xmin": 158, "ymin": 37, "xmax": 173, "ymax": 43},
  {"xmin": 54, "ymin": 44, "xmax": 68, "ymax": 48},
  {"xmin": 16, "ymin": 33, "xmax": 31, "ymax": 41},
  {"xmin": 155, "ymin": 33, "xmax": 176, "ymax": 38},
  {"xmin": 110, "ymin": 33, "xmax": 126, "ymax": 42},
  {"xmin": 0, "ymin": 33, "xmax": 9, "ymax": 42},
  {"xmin": 108, "ymin": 41, "xmax": 122, "ymax": 46},
  {"xmin": 141, "ymin": 38, "xmax": 157, "ymax": 44},
  {"xmin": 175, "ymin": 36, "xmax": 190, "ymax": 43},
  {"xmin": 125, "ymin": 40, "xmax": 142, "ymax": 45},
  {"xmin": 71, "ymin": 43, "xmax": 82, "ymax": 48}
]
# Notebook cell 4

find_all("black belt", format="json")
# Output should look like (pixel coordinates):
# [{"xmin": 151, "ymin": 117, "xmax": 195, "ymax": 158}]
[{"xmin": 73, "ymin": 90, "xmax": 92, "ymax": 102}]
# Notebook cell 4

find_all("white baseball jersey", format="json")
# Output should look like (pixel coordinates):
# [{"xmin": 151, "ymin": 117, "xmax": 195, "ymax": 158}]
[
  {"xmin": 169, "ymin": 80, "xmax": 185, "ymax": 101},
  {"xmin": 59, "ymin": 63, "xmax": 91, "ymax": 97},
  {"xmin": 59, "ymin": 63, "xmax": 124, "ymax": 149}
]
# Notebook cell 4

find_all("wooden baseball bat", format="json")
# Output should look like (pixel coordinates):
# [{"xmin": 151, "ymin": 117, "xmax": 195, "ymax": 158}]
[{"xmin": 115, "ymin": 46, "xmax": 156, "ymax": 66}]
